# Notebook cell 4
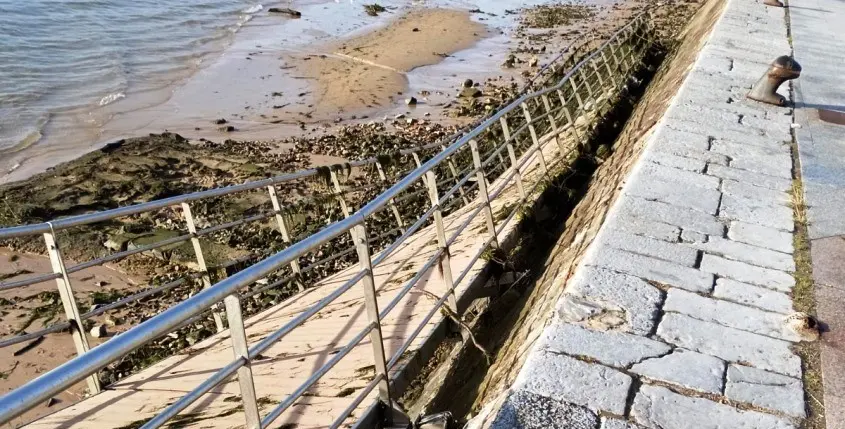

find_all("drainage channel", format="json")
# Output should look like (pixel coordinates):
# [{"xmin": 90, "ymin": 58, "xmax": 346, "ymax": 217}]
[{"xmin": 395, "ymin": 40, "xmax": 669, "ymax": 428}]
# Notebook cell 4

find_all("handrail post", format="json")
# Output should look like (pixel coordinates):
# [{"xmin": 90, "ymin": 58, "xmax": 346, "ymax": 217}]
[
  {"xmin": 223, "ymin": 294, "xmax": 261, "ymax": 428},
  {"xmin": 268, "ymin": 185, "xmax": 305, "ymax": 292},
  {"xmin": 329, "ymin": 169, "xmax": 352, "ymax": 219},
  {"xmin": 578, "ymin": 68, "xmax": 595, "ymax": 101},
  {"xmin": 520, "ymin": 102, "xmax": 549, "ymax": 175},
  {"xmin": 374, "ymin": 162, "xmax": 407, "ymax": 234},
  {"xmin": 440, "ymin": 145, "xmax": 471, "ymax": 206},
  {"xmin": 350, "ymin": 223, "xmax": 392, "ymax": 423},
  {"xmin": 424, "ymin": 171, "xmax": 458, "ymax": 313},
  {"xmin": 540, "ymin": 94, "xmax": 566, "ymax": 153},
  {"xmin": 499, "ymin": 118, "xmax": 526, "ymax": 199},
  {"xmin": 42, "ymin": 231, "xmax": 101, "ymax": 395},
  {"xmin": 411, "ymin": 153, "xmax": 429, "ymax": 188},
  {"xmin": 600, "ymin": 50, "xmax": 616, "ymax": 88},
  {"xmin": 590, "ymin": 58, "xmax": 608, "ymax": 92},
  {"xmin": 557, "ymin": 89, "xmax": 586, "ymax": 147},
  {"xmin": 181, "ymin": 202, "xmax": 225, "ymax": 332},
  {"xmin": 469, "ymin": 140, "xmax": 500, "ymax": 248},
  {"xmin": 568, "ymin": 76, "xmax": 585, "ymax": 112}
]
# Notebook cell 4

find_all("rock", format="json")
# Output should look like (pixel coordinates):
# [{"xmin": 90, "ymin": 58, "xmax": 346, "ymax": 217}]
[
  {"xmin": 784, "ymin": 312, "xmax": 820, "ymax": 341},
  {"xmin": 412, "ymin": 27, "xmax": 420, "ymax": 32},
  {"xmin": 219, "ymin": 125, "xmax": 236, "ymax": 133},
  {"xmin": 363, "ymin": 4, "xmax": 386, "ymax": 16},
  {"xmin": 46, "ymin": 397, "xmax": 59, "ymax": 407},
  {"xmin": 529, "ymin": 56, "xmax": 539, "ymax": 67},
  {"xmin": 90, "ymin": 325, "xmax": 108, "ymax": 338},
  {"xmin": 463, "ymin": 78, "xmax": 474, "ymax": 88},
  {"xmin": 94, "ymin": 280, "xmax": 109, "ymax": 287},
  {"xmin": 459, "ymin": 87, "xmax": 483, "ymax": 98},
  {"xmin": 268, "ymin": 7, "xmax": 301, "ymax": 17},
  {"xmin": 214, "ymin": 118, "xmax": 227, "ymax": 125},
  {"xmin": 406, "ymin": 97, "xmax": 417, "ymax": 106},
  {"xmin": 503, "ymin": 54, "xmax": 517, "ymax": 68},
  {"xmin": 540, "ymin": 323, "xmax": 671, "ymax": 368}
]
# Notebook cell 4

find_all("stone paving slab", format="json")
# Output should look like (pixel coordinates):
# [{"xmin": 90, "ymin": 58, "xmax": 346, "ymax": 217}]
[
  {"xmin": 726, "ymin": 364, "xmax": 805, "ymax": 418},
  {"xmin": 657, "ymin": 313, "xmax": 801, "ymax": 378},
  {"xmin": 630, "ymin": 349, "xmax": 725, "ymax": 394},
  {"xmin": 713, "ymin": 278, "xmax": 794, "ymax": 314},
  {"xmin": 494, "ymin": 0, "xmax": 812, "ymax": 426},
  {"xmin": 557, "ymin": 267, "xmax": 662, "ymax": 335},
  {"xmin": 513, "ymin": 350, "xmax": 632, "ymax": 415},
  {"xmin": 632, "ymin": 385, "xmax": 796, "ymax": 429}
]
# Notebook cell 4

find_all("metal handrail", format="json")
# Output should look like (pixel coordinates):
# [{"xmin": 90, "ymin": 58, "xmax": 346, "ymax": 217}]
[{"xmin": 0, "ymin": 13, "xmax": 652, "ymax": 427}]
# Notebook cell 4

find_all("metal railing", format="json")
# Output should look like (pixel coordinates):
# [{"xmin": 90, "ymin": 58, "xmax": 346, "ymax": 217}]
[{"xmin": 0, "ymin": 14, "xmax": 652, "ymax": 428}]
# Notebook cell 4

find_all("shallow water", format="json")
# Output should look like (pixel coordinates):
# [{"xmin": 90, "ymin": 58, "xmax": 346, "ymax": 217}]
[{"xmin": 0, "ymin": 0, "xmax": 611, "ymax": 184}]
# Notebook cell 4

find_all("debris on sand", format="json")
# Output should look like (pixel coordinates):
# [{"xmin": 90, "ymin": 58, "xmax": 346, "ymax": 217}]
[
  {"xmin": 521, "ymin": 4, "xmax": 595, "ymax": 29},
  {"xmin": 363, "ymin": 4, "xmax": 387, "ymax": 16},
  {"xmin": 268, "ymin": 7, "xmax": 302, "ymax": 18}
]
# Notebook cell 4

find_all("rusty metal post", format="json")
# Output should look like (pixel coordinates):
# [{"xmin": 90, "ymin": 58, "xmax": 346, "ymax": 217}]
[
  {"xmin": 591, "ymin": 58, "xmax": 608, "ymax": 92},
  {"xmin": 557, "ymin": 89, "xmax": 586, "ymax": 147},
  {"xmin": 329, "ymin": 169, "xmax": 352, "ymax": 218},
  {"xmin": 424, "ymin": 171, "xmax": 458, "ymax": 313},
  {"xmin": 43, "ymin": 228, "xmax": 101, "ymax": 394},
  {"xmin": 568, "ymin": 76, "xmax": 585, "ymax": 112},
  {"xmin": 578, "ymin": 67, "xmax": 595, "ymax": 101},
  {"xmin": 747, "ymin": 56, "xmax": 801, "ymax": 106},
  {"xmin": 181, "ymin": 203, "xmax": 226, "ymax": 332},
  {"xmin": 440, "ymin": 145, "xmax": 471, "ymax": 206},
  {"xmin": 223, "ymin": 293, "xmax": 261, "ymax": 428},
  {"xmin": 350, "ymin": 223, "xmax": 392, "ymax": 418},
  {"xmin": 541, "ymin": 94, "xmax": 566, "ymax": 153},
  {"xmin": 469, "ymin": 140, "xmax": 499, "ymax": 248},
  {"xmin": 411, "ymin": 152, "xmax": 430, "ymax": 190},
  {"xmin": 374, "ymin": 163, "xmax": 407, "ymax": 233},
  {"xmin": 521, "ymin": 102, "xmax": 549, "ymax": 175},
  {"xmin": 268, "ymin": 185, "xmax": 305, "ymax": 292},
  {"xmin": 499, "ymin": 117, "xmax": 526, "ymax": 199}
]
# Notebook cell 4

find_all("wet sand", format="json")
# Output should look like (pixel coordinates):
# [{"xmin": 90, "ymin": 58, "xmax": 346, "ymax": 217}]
[{"xmin": 297, "ymin": 9, "xmax": 488, "ymax": 115}]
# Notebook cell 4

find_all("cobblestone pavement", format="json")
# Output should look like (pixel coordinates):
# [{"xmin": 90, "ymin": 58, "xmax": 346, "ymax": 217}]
[
  {"xmin": 791, "ymin": 0, "xmax": 845, "ymax": 427},
  {"xmin": 481, "ymin": 0, "xmax": 811, "ymax": 427}
]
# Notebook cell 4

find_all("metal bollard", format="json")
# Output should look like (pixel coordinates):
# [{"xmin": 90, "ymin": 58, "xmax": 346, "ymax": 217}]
[
  {"xmin": 764, "ymin": 0, "xmax": 784, "ymax": 7},
  {"xmin": 747, "ymin": 56, "xmax": 801, "ymax": 106}
]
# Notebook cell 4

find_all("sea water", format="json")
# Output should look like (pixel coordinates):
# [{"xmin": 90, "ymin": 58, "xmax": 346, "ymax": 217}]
[{"xmin": 0, "ymin": 0, "xmax": 261, "ymax": 167}]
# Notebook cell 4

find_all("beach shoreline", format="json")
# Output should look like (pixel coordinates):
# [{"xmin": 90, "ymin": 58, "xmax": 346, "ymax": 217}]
[{"xmin": 0, "ymin": 0, "xmax": 626, "ymax": 186}]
